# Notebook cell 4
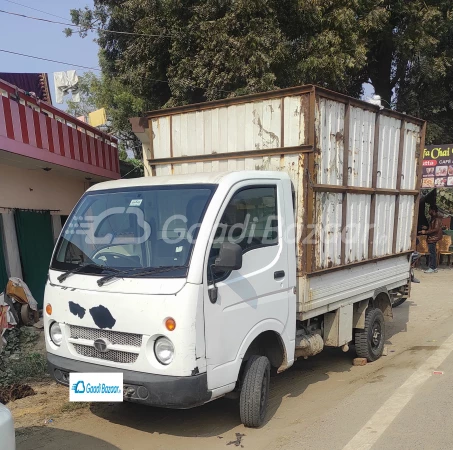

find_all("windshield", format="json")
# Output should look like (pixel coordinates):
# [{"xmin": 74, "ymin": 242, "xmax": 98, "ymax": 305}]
[{"xmin": 51, "ymin": 184, "xmax": 216, "ymax": 278}]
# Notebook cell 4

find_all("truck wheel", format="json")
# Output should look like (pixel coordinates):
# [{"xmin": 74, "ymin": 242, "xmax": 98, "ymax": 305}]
[
  {"xmin": 240, "ymin": 355, "xmax": 270, "ymax": 428},
  {"xmin": 355, "ymin": 308, "xmax": 385, "ymax": 362}
]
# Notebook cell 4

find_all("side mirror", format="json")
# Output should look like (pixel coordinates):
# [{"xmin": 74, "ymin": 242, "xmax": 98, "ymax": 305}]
[{"xmin": 214, "ymin": 242, "xmax": 242, "ymax": 271}]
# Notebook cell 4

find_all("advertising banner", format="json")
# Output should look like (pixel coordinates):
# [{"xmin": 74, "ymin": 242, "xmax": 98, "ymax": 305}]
[{"xmin": 422, "ymin": 144, "xmax": 453, "ymax": 188}]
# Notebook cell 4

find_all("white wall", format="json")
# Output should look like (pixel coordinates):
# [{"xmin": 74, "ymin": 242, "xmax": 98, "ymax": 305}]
[
  {"xmin": 0, "ymin": 163, "xmax": 86, "ymax": 215},
  {"xmin": 1, "ymin": 211, "xmax": 22, "ymax": 278}
]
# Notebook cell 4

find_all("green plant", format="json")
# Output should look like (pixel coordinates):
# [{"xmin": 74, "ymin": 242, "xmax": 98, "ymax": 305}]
[
  {"xmin": 0, "ymin": 352, "xmax": 48, "ymax": 388},
  {"xmin": 0, "ymin": 329, "xmax": 48, "ymax": 388}
]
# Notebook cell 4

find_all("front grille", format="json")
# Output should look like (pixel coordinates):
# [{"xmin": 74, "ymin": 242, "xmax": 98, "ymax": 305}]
[
  {"xmin": 69, "ymin": 325, "xmax": 142, "ymax": 347},
  {"xmin": 73, "ymin": 344, "xmax": 138, "ymax": 364}
]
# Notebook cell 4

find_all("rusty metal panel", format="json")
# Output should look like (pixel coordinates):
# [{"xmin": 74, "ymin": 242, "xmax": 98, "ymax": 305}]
[
  {"xmin": 283, "ymin": 95, "xmax": 310, "ymax": 146},
  {"xmin": 401, "ymin": 122, "xmax": 420, "ymax": 190},
  {"xmin": 316, "ymin": 97, "xmax": 345, "ymax": 186},
  {"xmin": 348, "ymin": 107, "xmax": 375, "ymax": 188},
  {"xmin": 373, "ymin": 194, "xmax": 396, "ymax": 257},
  {"xmin": 395, "ymin": 195, "xmax": 415, "ymax": 253},
  {"xmin": 167, "ymin": 153, "xmax": 302, "ymax": 184},
  {"xmin": 285, "ymin": 154, "xmax": 305, "ymax": 272},
  {"xmin": 345, "ymin": 194, "xmax": 371, "ymax": 263},
  {"xmin": 165, "ymin": 98, "xmax": 307, "ymax": 160},
  {"xmin": 376, "ymin": 116, "xmax": 401, "ymax": 189},
  {"xmin": 314, "ymin": 192, "xmax": 343, "ymax": 269},
  {"xmin": 146, "ymin": 88, "xmax": 423, "ymax": 280},
  {"xmin": 258, "ymin": 99, "xmax": 282, "ymax": 149}
]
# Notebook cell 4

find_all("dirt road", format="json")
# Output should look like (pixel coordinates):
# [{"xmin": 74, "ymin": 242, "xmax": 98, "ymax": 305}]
[{"xmin": 12, "ymin": 268, "xmax": 453, "ymax": 450}]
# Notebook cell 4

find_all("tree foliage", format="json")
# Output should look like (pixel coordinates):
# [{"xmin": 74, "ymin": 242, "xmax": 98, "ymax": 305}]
[
  {"xmin": 66, "ymin": 69, "xmax": 144, "ymax": 160},
  {"xmin": 67, "ymin": 0, "xmax": 453, "ymax": 145}
]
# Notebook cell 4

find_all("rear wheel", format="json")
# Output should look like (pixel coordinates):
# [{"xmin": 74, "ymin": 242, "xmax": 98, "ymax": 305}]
[
  {"xmin": 355, "ymin": 308, "xmax": 385, "ymax": 362},
  {"xmin": 239, "ymin": 355, "xmax": 270, "ymax": 428}
]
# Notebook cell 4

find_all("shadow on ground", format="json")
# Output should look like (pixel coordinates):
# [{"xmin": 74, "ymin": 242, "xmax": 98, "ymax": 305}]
[
  {"xmin": 89, "ymin": 347, "xmax": 353, "ymax": 437},
  {"xmin": 386, "ymin": 299, "xmax": 413, "ymax": 342},
  {"xmin": 16, "ymin": 427, "xmax": 120, "ymax": 450}
]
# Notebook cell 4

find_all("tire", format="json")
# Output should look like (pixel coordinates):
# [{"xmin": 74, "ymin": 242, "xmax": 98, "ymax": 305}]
[
  {"xmin": 354, "ymin": 308, "xmax": 385, "ymax": 362},
  {"xmin": 392, "ymin": 297, "xmax": 407, "ymax": 308},
  {"xmin": 20, "ymin": 304, "xmax": 37, "ymax": 326},
  {"xmin": 239, "ymin": 355, "xmax": 271, "ymax": 428}
]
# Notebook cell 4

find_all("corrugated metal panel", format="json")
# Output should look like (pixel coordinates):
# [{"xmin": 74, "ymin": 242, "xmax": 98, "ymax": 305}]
[
  {"xmin": 284, "ymin": 154, "xmax": 305, "ymax": 271},
  {"xmin": 345, "ymin": 194, "xmax": 371, "ymax": 263},
  {"xmin": 155, "ymin": 165, "xmax": 171, "ymax": 176},
  {"xmin": 155, "ymin": 97, "xmax": 300, "ymax": 161},
  {"xmin": 315, "ymin": 192, "xmax": 342, "ymax": 269},
  {"xmin": 300, "ymin": 255, "xmax": 410, "ymax": 317},
  {"xmin": 316, "ymin": 98, "xmax": 345, "ymax": 186},
  {"xmin": 167, "ymin": 154, "xmax": 301, "ymax": 184},
  {"xmin": 396, "ymin": 195, "xmax": 415, "ymax": 253},
  {"xmin": 373, "ymin": 195, "xmax": 396, "ymax": 257},
  {"xmin": 151, "ymin": 117, "xmax": 171, "ymax": 159},
  {"xmin": 147, "ymin": 89, "xmax": 422, "ymax": 278},
  {"xmin": 284, "ymin": 95, "xmax": 308, "ymax": 146},
  {"xmin": 348, "ymin": 107, "xmax": 375, "ymax": 187},
  {"xmin": 376, "ymin": 116, "xmax": 401, "ymax": 189},
  {"xmin": 151, "ymin": 94, "xmax": 310, "ymax": 161},
  {"xmin": 401, "ymin": 122, "xmax": 420, "ymax": 190}
]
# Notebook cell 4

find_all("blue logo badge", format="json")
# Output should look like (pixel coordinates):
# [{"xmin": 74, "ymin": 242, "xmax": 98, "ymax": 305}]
[{"xmin": 71, "ymin": 380, "xmax": 86, "ymax": 394}]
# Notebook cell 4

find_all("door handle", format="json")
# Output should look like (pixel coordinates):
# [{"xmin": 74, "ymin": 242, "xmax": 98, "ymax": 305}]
[{"xmin": 274, "ymin": 270, "xmax": 285, "ymax": 280}]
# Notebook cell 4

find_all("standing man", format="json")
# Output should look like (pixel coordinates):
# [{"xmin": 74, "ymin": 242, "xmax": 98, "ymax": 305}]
[{"xmin": 420, "ymin": 205, "xmax": 443, "ymax": 273}]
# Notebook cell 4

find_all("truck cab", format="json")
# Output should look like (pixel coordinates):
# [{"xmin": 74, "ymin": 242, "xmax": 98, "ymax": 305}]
[{"xmin": 45, "ymin": 171, "xmax": 296, "ymax": 424}]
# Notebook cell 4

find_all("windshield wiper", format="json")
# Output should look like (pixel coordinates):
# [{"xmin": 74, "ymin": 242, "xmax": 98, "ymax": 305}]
[
  {"xmin": 97, "ymin": 265, "xmax": 188, "ymax": 287},
  {"xmin": 57, "ymin": 263, "xmax": 119, "ymax": 283}
]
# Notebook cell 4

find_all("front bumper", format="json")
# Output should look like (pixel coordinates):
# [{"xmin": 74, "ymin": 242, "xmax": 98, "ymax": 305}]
[{"xmin": 47, "ymin": 353, "xmax": 212, "ymax": 409}]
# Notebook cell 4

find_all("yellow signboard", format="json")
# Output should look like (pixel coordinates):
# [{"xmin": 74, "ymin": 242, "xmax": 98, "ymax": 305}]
[{"xmin": 88, "ymin": 108, "xmax": 107, "ymax": 128}]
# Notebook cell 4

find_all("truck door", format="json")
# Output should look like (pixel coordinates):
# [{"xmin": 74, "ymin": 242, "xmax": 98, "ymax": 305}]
[{"xmin": 203, "ymin": 180, "xmax": 290, "ymax": 390}]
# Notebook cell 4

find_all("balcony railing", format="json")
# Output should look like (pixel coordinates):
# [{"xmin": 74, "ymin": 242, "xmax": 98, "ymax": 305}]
[{"xmin": 0, "ymin": 77, "xmax": 120, "ymax": 179}]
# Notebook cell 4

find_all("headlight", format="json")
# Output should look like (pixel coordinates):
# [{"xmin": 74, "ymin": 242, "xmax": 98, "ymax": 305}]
[
  {"xmin": 49, "ymin": 322, "xmax": 63, "ymax": 346},
  {"xmin": 154, "ymin": 337, "xmax": 174, "ymax": 365}
]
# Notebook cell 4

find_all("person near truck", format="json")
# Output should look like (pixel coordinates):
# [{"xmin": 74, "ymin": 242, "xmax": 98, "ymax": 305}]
[{"xmin": 420, "ymin": 205, "xmax": 443, "ymax": 273}]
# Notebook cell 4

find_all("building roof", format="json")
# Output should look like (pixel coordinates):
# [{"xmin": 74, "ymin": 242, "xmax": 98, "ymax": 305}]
[
  {"xmin": 0, "ymin": 77, "xmax": 119, "ymax": 181},
  {"xmin": 0, "ymin": 73, "xmax": 51, "ymax": 103}
]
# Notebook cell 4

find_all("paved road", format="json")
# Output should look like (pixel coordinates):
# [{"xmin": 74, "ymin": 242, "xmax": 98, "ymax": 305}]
[{"xmin": 15, "ymin": 269, "xmax": 453, "ymax": 450}]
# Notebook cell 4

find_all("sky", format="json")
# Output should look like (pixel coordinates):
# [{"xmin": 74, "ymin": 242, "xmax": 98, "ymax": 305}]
[{"xmin": 0, "ymin": 0, "xmax": 99, "ymax": 111}]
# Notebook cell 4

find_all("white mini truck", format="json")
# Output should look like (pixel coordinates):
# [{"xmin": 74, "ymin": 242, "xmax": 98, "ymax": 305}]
[{"xmin": 45, "ymin": 86, "xmax": 425, "ymax": 427}]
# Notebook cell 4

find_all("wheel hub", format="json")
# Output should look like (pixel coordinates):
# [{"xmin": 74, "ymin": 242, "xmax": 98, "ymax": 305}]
[{"xmin": 372, "ymin": 324, "xmax": 381, "ymax": 348}]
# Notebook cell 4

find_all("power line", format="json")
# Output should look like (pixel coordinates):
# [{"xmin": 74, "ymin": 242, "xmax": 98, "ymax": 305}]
[
  {"xmin": 0, "ymin": 49, "xmax": 101, "ymax": 71},
  {"xmin": 0, "ymin": 9, "xmax": 172, "ymax": 38},
  {"xmin": 0, "ymin": 48, "xmax": 234, "ymax": 94},
  {"xmin": 1, "ymin": 0, "xmax": 69, "ymax": 20}
]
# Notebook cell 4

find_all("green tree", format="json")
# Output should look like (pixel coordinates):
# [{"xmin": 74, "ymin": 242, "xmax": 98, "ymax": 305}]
[
  {"xmin": 66, "ymin": 71, "xmax": 98, "ymax": 118},
  {"xmin": 66, "ymin": 1, "xmax": 377, "ymax": 105},
  {"xmin": 67, "ymin": 1, "xmax": 453, "ymax": 145},
  {"xmin": 363, "ymin": 1, "xmax": 453, "ymax": 144},
  {"xmin": 66, "ymin": 70, "xmax": 145, "ymax": 160}
]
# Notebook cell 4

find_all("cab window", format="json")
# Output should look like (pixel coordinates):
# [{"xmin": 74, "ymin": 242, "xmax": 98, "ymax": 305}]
[{"xmin": 208, "ymin": 186, "xmax": 278, "ymax": 281}]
